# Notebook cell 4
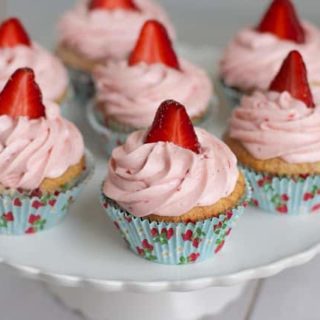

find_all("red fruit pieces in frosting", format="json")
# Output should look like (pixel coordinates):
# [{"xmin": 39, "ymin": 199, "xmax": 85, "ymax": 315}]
[
  {"xmin": 256, "ymin": 0, "xmax": 305, "ymax": 43},
  {"xmin": 0, "ymin": 68, "xmax": 45, "ymax": 119},
  {"xmin": 269, "ymin": 50, "xmax": 315, "ymax": 107},
  {"xmin": 145, "ymin": 100, "xmax": 200, "ymax": 153},
  {"xmin": 128, "ymin": 20, "xmax": 180, "ymax": 70},
  {"xmin": 0, "ymin": 17, "xmax": 31, "ymax": 48},
  {"xmin": 89, "ymin": 0, "xmax": 139, "ymax": 11}
]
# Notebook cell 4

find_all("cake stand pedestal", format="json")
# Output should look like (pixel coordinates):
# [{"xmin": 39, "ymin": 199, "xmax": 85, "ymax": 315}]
[{"xmin": 46, "ymin": 283, "xmax": 247, "ymax": 320}]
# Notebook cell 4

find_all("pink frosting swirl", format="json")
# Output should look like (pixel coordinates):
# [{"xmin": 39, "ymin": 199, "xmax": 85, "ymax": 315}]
[
  {"xmin": 104, "ymin": 128, "xmax": 238, "ymax": 217},
  {"xmin": 220, "ymin": 22, "xmax": 320, "ymax": 91},
  {"xmin": 0, "ymin": 102, "xmax": 84, "ymax": 190},
  {"xmin": 0, "ymin": 43, "xmax": 68, "ymax": 101},
  {"xmin": 93, "ymin": 59, "xmax": 212, "ymax": 128},
  {"xmin": 58, "ymin": 0, "xmax": 175, "ymax": 62},
  {"xmin": 229, "ymin": 91, "xmax": 320, "ymax": 163}
]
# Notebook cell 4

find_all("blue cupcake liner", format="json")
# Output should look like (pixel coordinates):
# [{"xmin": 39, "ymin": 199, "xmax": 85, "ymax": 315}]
[
  {"xmin": 219, "ymin": 78, "xmax": 242, "ymax": 110},
  {"xmin": 101, "ymin": 179, "xmax": 251, "ymax": 265},
  {"xmin": 242, "ymin": 165, "xmax": 320, "ymax": 215},
  {"xmin": 67, "ymin": 67, "xmax": 95, "ymax": 105},
  {"xmin": 87, "ymin": 101, "xmax": 216, "ymax": 157},
  {"xmin": 0, "ymin": 151, "xmax": 94, "ymax": 235}
]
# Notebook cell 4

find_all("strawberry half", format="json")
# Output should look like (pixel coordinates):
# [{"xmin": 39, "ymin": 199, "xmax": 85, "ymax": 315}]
[
  {"xmin": 0, "ymin": 68, "xmax": 45, "ymax": 119},
  {"xmin": 0, "ymin": 17, "xmax": 31, "ymax": 48},
  {"xmin": 256, "ymin": 0, "xmax": 305, "ymax": 43},
  {"xmin": 88, "ymin": 0, "xmax": 139, "ymax": 11},
  {"xmin": 145, "ymin": 100, "xmax": 200, "ymax": 153},
  {"xmin": 128, "ymin": 20, "xmax": 180, "ymax": 70},
  {"xmin": 269, "ymin": 50, "xmax": 315, "ymax": 108}
]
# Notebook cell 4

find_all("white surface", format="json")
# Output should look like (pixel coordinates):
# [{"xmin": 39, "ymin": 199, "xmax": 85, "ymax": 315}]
[
  {"xmin": 1, "ymin": 47, "xmax": 320, "ymax": 294},
  {"xmin": 47, "ymin": 283, "xmax": 247, "ymax": 320}
]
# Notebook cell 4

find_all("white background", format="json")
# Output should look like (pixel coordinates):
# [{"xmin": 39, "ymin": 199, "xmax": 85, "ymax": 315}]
[{"xmin": 2, "ymin": 1, "xmax": 320, "ymax": 319}]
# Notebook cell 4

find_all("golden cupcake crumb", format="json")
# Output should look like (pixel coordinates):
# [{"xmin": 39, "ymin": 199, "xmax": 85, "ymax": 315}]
[
  {"xmin": 147, "ymin": 172, "xmax": 246, "ymax": 223},
  {"xmin": 56, "ymin": 44, "xmax": 97, "ymax": 73},
  {"xmin": 40, "ymin": 157, "xmax": 85, "ymax": 192},
  {"xmin": 224, "ymin": 135, "xmax": 320, "ymax": 176}
]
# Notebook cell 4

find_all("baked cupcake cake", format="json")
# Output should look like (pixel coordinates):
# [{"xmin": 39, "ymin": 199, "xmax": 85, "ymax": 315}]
[
  {"xmin": 219, "ymin": 0, "xmax": 320, "ymax": 108},
  {"xmin": 92, "ymin": 20, "xmax": 213, "ymax": 155},
  {"xmin": 101, "ymin": 99, "xmax": 250, "ymax": 264},
  {"xmin": 0, "ymin": 68, "xmax": 93, "ymax": 235},
  {"xmin": 225, "ymin": 50, "xmax": 320, "ymax": 215},
  {"xmin": 0, "ymin": 17, "xmax": 69, "ymax": 106},
  {"xmin": 57, "ymin": 0, "xmax": 174, "ymax": 101}
]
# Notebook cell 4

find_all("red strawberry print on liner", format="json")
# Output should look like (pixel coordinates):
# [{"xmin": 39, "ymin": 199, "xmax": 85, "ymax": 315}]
[
  {"xmin": 188, "ymin": 253, "xmax": 200, "ymax": 263},
  {"xmin": 48, "ymin": 199, "xmax": 56, "ymax": 207},
  {"xmin": 311, "ymin": 203, "xmax": 320, "ymax": 213},
  {"xmin": 151, "ymin": 228, "xmax": 159, "ymax": 237},
  {"xmin": 3, "ymin": 212, "xmax": 14, "ymax": 222},
  {"xmin": 25, "ymin": 227, "xmax": 36, "ymax": 234},
  {"xmin": 215, "ymin": 241, "xmax": 225, "ymax": 254},
  {"xmin": 276, "ymin": 204, "xmax": 288, "ymax": 214},
  {"xmin": 142, "ymin": 239, "xmax": 154, "ymax": 251},
  {"xmin": 182, "ymin": 230, "xmax": 193, "ymax": 241},
  {"xmin": 32, "ymin": 200, "xmax": 43, "ymax": 209},
  {"xmin": 304, "ymin": 192, "xmax": 314, "ymax": 201},
  {"xmin": 28, "ymin": 214, "xmax": 41, "ymax": 225},
  {"xmin": 13, "ymin": 198, "xmax": 22, "ymax": 207}
]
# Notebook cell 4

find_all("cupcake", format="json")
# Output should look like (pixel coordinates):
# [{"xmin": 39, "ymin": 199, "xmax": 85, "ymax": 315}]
[
  {"xmin": 0, "ymin": 18, "xmax": 69, "ymax": 107},
  {"xmin": 219, "ymin": 0, "xmax": 320, "ymax": 108},
  {"xmin": 57, "ymin": 0, "xmax": 174, "ymax": 102},
  {"xmin": 0, "ymin": 68, "xmax": 93, "ymax": 235},
  {"xmin": 101, "ymin": 100, "xmax": 250, "ymax": 264},
  {"xmin": 91, "ymin": 20, "xmax": 213, "ymax": 155},
  {"xmin": 225, "ymin": 50, "xmax": 320, "ymax": 215}
]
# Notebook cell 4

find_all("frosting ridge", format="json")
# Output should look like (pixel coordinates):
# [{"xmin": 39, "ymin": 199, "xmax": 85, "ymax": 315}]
[
  {"xmin": 220, "ymin": 22, "xmax": 320, "ymax": 91},
  {"xmin": 0, "ymin": 102, "xmax": 84, "ymax": 190},
  {"xmin": 229, "ymin": 91, "xmax": 320, "ymax": 163},
  {"xmin": 104, "ymin": 128, "xmax": 238, "ymax": 217},
  {"xmin": 58, "ymin": 0, "xmax": 175, "ymax": 62},
  {"xmin": 94, "ymin": 59, "xmax": 212, "ymax": 128},
  {"xmin": 0, "ymin": 43, "xmax": 68, "ymax": 101}
]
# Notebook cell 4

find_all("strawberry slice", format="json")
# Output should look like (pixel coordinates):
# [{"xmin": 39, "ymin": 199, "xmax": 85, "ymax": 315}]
[
  {"xmin": 0, "ymin": 17, "xmax": 31, "ymax": 48},
  {"xmin": 269, "ymin": 50, "xmax": 315, "ymax": 108},
  {"xmin": 128, "ymin": 20, "xmax": 180, "ymax": 70},
  {"xmin": 89, "ymin": 0, "xmax": 139, "ymax": 11},
  {"xmin": 145, "ymin": 100, "xmax": 200, "ymax": 153},
  {"xmin": 0, "ymin": 68, "xmax": 45, "ymax": 119},
  {"xmin": 256, "ymin": 0, "xmax": 305, "ymax": 43}
]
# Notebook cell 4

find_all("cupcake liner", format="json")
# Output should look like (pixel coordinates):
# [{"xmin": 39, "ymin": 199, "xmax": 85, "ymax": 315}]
[
  {"xmin": 87, "ymin": 101, "xmax": 216, "ymax": 157},
  {"xmin": 0, "ymin": 150, "xmax": 95, "ymax": 235},
  {"xmin": 101, "ymin": 179, "xmax": 251, "ymax": 265},
  {"xmin": 219, "ymin": 78, "xmax": 242, "ymax": 109},
  {"xmin": 242, "ymin": 165, "xmax": 320, "ymax": 215},
  {"xmin": 67, "ymin": 67, "xmax": 95, "ymax": 105}
]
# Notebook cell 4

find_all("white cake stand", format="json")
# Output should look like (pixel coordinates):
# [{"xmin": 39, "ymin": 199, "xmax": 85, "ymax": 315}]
[{"xmin": 1, "ymin": 47, "xmax": 320, "ymax": 320}]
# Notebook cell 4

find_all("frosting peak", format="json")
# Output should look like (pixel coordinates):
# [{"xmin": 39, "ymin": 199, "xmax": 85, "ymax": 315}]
[
  {"xmin": 93, "ymin": 59, "xmax": 212, "ymax": 128},
  {"xmin": 229, "ymin": 91, "xmax": 320, "ymax": 163},
  {"xmin": 220, "ymin": 22, "xmax": 320, "ymax": 91},
  {"xmin": 0, "ymin": 43, "xmax": 68, "ymax": 102},
  {"xmin": 104, "ymin": 128, "xmax": 238, "ymax": 217},
  {"xmin": 58, "ymin": 0, "xmax": 175, "ymax": 62},
  {"xmin": 0, "ymin": 102, "xmax": 84, "ymax": 190}
]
